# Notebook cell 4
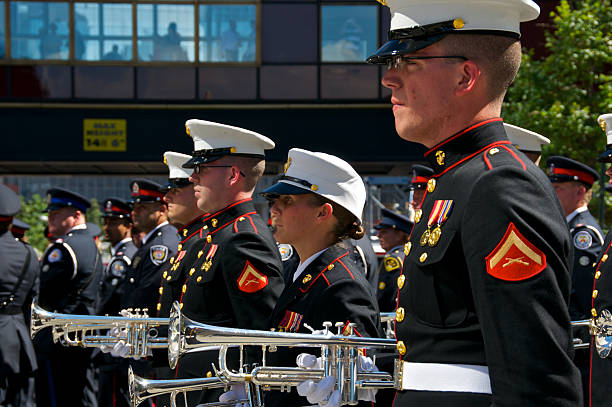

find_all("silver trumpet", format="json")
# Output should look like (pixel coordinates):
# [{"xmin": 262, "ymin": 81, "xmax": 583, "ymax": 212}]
[
  {"xmin": 168, "ymin": 302, "xmax": 397, "ymax": 406},
  {"xmin": 30, "ymin": 299, "xmax": 168, "ymax": 358},
  {"xmin": 572, "ymin": 310, "xmax": 612, "ymax": 357},
  {"xmin": 128, "ymin": 366, "xmax": 244, "ymax": 407}
]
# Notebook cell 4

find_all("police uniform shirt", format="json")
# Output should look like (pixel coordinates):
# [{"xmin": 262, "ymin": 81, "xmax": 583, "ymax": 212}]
[
  {"xmin": 265, "ymin": 243, "xmax": 381, "ymax": 406},
  {"xmin": 170, "ymin": 199, "xmax": 285, "ymax": 404},
  {"xmin": 0, "ymin": 230, "xmax": 38, "ymax": 376},
  {"xmin": 567, "ymin": 207, "xmax": 604, "ymax": 320},
  {"xmin": 394, "ymin": 119, "xmax": 581, "ymax": 406},
  {"xmin": 589, "ymin": 231, "xmax": 612, "ymax": 407},
  {"xmin": 96, "ymin": 237, "xmax": 137, "ymax": 315},
  {"xmin": 39, "ymin": 224, "xmax": 103, "ymax": 315},
  {"xmin": 377, "ymin": 244, "xmax": 404, "ymax": 312},
  {"xmin": 119, "ymin": 221, "xmax": 179, "ymax": 312}
]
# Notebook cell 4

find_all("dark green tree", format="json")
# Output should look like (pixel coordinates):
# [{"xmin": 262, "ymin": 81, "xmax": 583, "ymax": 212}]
[
  {"xmin": 87, "ymin": 198, "xmax": 103, "ymax": 237},
  {"xmin": 18, "ymin": 194, "xmax": 48, "ymax": 253}
]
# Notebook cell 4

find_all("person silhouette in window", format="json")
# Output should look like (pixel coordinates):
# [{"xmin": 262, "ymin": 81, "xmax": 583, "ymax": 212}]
[
  {"xmin": 39, "ymin": 23, "xmax": 62, "ymax": 59},
  {"xmin": 102, "ymin": 44, "xmax": 121, "ymax": 60},
  {"xmin": 220, "ymin": 20, "xmax": 240, "ymax": 62}
]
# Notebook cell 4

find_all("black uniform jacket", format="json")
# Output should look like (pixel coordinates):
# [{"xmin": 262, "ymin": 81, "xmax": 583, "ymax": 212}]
[
  {"xmin": 39, "ymin": 226, "xmax": 103, "ymax": 315},
  {"xmin": 395, "ymin": 119, "xmax": 581, "ymax": 406},
  {"xmin": 172, "ymin": 199, "xmax": 284, "ymax": 394},
  {"xmin": 96, "ymin": 238, "xmax": 137, "ymax": 316},
  {"xmin": 265, "ymin": 243, "xmax": 382, "ymax": 407},
  {"xmin": 0, "ymin": 231, "xmax": 38, "ymax": 375},
  {"xmin": 568, "ymin": 209, "xmax": 604, "ymax": 321},
  {"xmin": 589, "ymin": 231, "xmax": 612, "ymax": 407},
  {"xmin": 119, "ymin": 222, "xmax": 179, "ymax": 312},
  {"xmin": 376, "ymin": 245, "xmax": 404, "ymax": 312}
]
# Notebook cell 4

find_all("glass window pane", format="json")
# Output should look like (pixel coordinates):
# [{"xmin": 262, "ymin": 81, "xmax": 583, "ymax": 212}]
[
  {"xmin": 75, "ymin": 3, "xmax": 132, "ymax": 61},
  {"xmin": 321, "ymin": 5, "xmax": 377, "ymax": 62},
  {"xmin": 198, "ymin": 5, "xmax": 256, "ymax": 62},
  {"xmin": 10, "ymin": 2, "xmax": 69, "ymax": 60},
  {"xmin": 137, "ymin": 4, "xmax": 194, "ymax": 62},
  {"xmin": 0, "ymin": 2, "xmax": 5, "ymax": 58},
  {"xmin": 261, "ymin": 4, "xmax": 317, "ymax": 63}
]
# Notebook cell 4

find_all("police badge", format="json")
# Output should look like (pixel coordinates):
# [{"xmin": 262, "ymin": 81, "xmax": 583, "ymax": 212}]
[{"xmin": 150, "ymin": 245, "xmax": 169, "ymax": 265}]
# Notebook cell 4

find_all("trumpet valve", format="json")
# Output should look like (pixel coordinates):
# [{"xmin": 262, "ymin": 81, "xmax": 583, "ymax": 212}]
[
  {"xmin": 323, "ymin": 321, "xmax": 332, "ymax": 335},
  {"xmin": 335, "ymin": 322, "xmax": 344, "ymax": 335}
]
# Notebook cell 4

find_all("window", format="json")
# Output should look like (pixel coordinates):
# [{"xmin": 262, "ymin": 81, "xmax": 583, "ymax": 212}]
[
  {"xmin": 137, "ymin": 4, "xmax": 194, "ymax": 62},
  {"xmin": 74, "ymin": 3, "xmax": 132, "ymax": 61},
  {"xmin": 0, "ymin": 2, "xmax": 5, "ymax": 58},
  {"xmin": 321, "ymin": 5, "xmax": 377, "ymax": 62},
  {"xmin": 10, "ymin": 1, "xmax": 69, "ymax": 60},
  {"xmin": 199, "ymin": 4, "xmax": 256, "ymax": 63}
]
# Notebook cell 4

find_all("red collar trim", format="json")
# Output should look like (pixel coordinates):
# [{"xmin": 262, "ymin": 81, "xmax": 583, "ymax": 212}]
[
  {"xmin": 424, "ymin": 118, "xmax": 503, "ymax": 157},
  {"xmin": 433, "ymin": 140, "xmax": 511, "ymax": 178}
]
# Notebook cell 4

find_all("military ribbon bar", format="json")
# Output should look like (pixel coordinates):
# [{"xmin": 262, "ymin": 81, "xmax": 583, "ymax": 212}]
[
  {"xmin": 278, "ymin": 310, "xmax": 304, "ymax": 333},
  {"xmin": 427, "ymin": 199, "xmax": 445, "ymax": 227},
  {"xmin": 436, "ymin": 200, "xmax": 454, "ymax": 226}
]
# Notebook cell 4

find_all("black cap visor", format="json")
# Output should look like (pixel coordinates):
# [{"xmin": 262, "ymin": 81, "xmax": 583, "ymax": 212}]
[
  {"xmin": 366, "ymin": 35, "xmax": 446, "ymax": 64},
  {"xmin": 260, "ymin": 181, "xmax": 311, "ymax": 199},
  {"xmin": 160, "ymin": 178, "xmax": 192, "ymax": 193},
  {"xmin": 599, "ymin": 148, "xmax": 612, "ymax": 163}
]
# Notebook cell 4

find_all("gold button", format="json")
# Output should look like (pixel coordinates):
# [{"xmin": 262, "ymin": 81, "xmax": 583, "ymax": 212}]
[
  {"xmin": 163, "ymin": 271, "xmax": 168, "ymax": 278},
  {"xmin": 238, "ymin": 217, "xmax": 245, "ymax": 221},
  {"xmin": 206, "ymin": 371, "xmax": 213, "ymax": 378},
  {"xmin": 182, "ymin": 284, "xmax": 187, "ymax": 293},
  {"xmin": 414, "ymin": 209, "xmax": 422, "ymax": 224},
  {"xmin": 189, "ymin": 268, "xmax": 195, "ymax": 276},
  {"xmin": 397, "ymin": 341, "xmax": 406, "ymax": 355},
  {"xmin": 595, "ymin": 271, "xmax": 602, "ymax": 279},
  {"xmin": 489, "ymin": 148, "xmax": 499, "ymax": 155},
  {"xmin": 419, "ymin": 253, "xmax": 428, "ymax": 262},
  {"xmin": 198, "ymin": 250, "xmax": 203, "ymax": 258},
  {"xmin": 197, "ymin": 276, "xmax": 202, "ymax": 282},
  {"xmin": 397, "ymin": 274, "xmax": 405, "ymax": 290},
  {"xmin": 404, "ymin": 242, "xmax": 412, "ymax": 256},
  {"xmin": 396, "ymin": 307, "xmax": 405, "ymax": 323},
  {"xmin": 211, "ymin": 219, "xmax": 218, "ymax": 227},
  {"xmin": 179, "ymin": 303, "xmax": 183, "ymax": 309},
  {"xmin": 206, "ymin": 235, "xmax": 212, "ymax": 243},
  {"xmin": 166, "ymin": 276, "xmax": 172, "ymax": 281},
  {"xmin": 159, "ymin": 287, "xmax": 163, "ymax": 294},
  {"xmin": 453, "ymin": 18, "xmax": 465, "ymax": 29},
  {"xmin": 302, "ymin": 274, "xmax": 312, "ymax": 284},
  {"xmin": 169, "ymin": 257, "xmax": 174, "ymax": 264},
  {"xmin": 592, "ymin": 308, "xmax": 598, "ymax": 317},
  {"xmin": 311, "ymin": 184, "xmax": 319, "ymax": 191},
  {"xmin": 427, "ymin": 179, "xmax": 436, "ymax": 193},
  {"xmin": 603, "ymin": 254, "xmax": 609, "ymax": 262},
  {"xmin": 593, "ymin": 263, "xmax": 598, "ymax": 268},
  {"xmin": 183, "ymin": 229, "xmax": 188, "ymax": 236},
  {"xmin": 378, "ymin": 281, "xmax": 386, "ymax": 290},
  {"xmin": 156, "ymin": 303, "xmax": 161, "ymax": 311},
  {"xmin": 328, "ymin": 264, "xmax": 335, "ymax": 271},
  {"xmin": 593, "ymin": 290, "xmax": 599, "ymax": 299},
  {"xmin": 203, "ymin": 225, "xmax": 208, "ymax": 230},
  {"xmin": 177, "ymin": 244, "xmax": 182, "ymax": 251},
  {"xmin": 230, "ymin": 147, "xmax": 237, "ymax": 153}
]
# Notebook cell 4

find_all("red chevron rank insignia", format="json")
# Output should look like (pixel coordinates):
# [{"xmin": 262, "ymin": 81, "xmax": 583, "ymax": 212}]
[
  {"xmin": 237, "ymin": 261, "xmax": 268, "ymax": 293},
  {"xmin": 485, "ymin": 222, "xmax": 546, "ymax": 281}
]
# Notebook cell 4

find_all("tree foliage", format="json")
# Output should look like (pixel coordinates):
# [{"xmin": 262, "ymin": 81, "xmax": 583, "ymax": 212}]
[
  {"xmin": 503, "ymin": 0, "xmax": 612, "ymax": 167},
  {"xmin": 18, "ymin": 194, "xmax": 48, "ymax": 253}
]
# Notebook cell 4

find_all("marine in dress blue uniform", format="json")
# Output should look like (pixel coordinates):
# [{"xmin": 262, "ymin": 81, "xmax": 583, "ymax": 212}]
[
  {"xmin": 374, "ymin": 208, "xmax": 413, "ymax": 312},
  {"xmin": 588, "ymin": 113, "xmax": 612, "ymax": 407},
  {"xmin": 260, "ymin": 148, "xmax": 381, "ymax": 407},
  {"xmin": 367, "ymin": 1, "xmax": 581, "ymax": 405},
  {"xmin": 503, "ymin": 122, "xmax": 550, "ymax": 165},
  {"xmin": 0, "ymin": 185, "xmax": 38, "ymax": 407},
  {"xmin": 35, "ymin": 188, "xmax": 102, "ymax": 407},
  {"xmin": 168, "ymin": 120, "xmax": 285, "ymax": 405}
]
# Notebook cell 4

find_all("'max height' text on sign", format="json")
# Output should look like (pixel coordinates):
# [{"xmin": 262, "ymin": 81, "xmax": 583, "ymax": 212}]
[{"xmin": 83, "ymin": 119, "xmax": 127, "ymax": 152}]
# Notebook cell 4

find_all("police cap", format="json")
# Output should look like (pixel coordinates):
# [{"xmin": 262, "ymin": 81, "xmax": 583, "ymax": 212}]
[
  {"xmin": 44, "ymin": 187, "xmax": 91, "ymax": 213},
  {"xmin": 375, "ymin": 208, "xmax": 413, "ymax": 234},
  {"xmin": 410, "ymin": 164, "xmax": 434, "ymax": 190},
  {"xmin": 129, "ymin": 179, "xmax": 164, "ymax": 203},
  {"xmin": 0, "ymin": 185, "xmax": 21, "ymax": 220},
  {"xmin": 546, "ymin": 156, "xmax": 599, "ymax": 189},
  {"xmin": 102, "ymin": 198, "xmax": 132, "ymax": 219}
]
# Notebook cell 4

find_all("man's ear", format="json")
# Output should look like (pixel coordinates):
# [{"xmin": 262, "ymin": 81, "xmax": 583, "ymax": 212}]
[
  {"xmin": 316, "ymin": 202, "xmax": 334, "ymax": 223},
  {"xmin": 228, "ymin": 166, "xmax": 242, "ymax": 186},
  {"xmin": 456, "ymin": 60, "xmax": 481, "ymax": 96}
]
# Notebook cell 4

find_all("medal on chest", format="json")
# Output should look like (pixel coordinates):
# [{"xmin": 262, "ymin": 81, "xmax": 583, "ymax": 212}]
[
  {"xmin": 201, "ymin": 244, "xmax": 218, "ymax": 271},
  {"xmin": 420, "ymin": 200, "xmax": 454, "ymax": 247}
]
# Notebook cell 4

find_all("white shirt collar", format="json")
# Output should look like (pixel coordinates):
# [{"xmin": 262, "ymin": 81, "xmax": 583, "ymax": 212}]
[
  {"xmin": 142, "ymin": 221, "xmax": 169, "ymax": 245},
  {"xmin": 293, "ymin": 247, "xmax": 329, "ymax": 283},
  {"xmin": 67, "ymin": 223, "xmax": 87, "ymax": 233},
  {"xmin": 566, "ymin": 206, "xmax": 588, "ymax": 224},
  {"xmin": 112, "ymin": 237, "xmax": 133, "ymax": 256}
]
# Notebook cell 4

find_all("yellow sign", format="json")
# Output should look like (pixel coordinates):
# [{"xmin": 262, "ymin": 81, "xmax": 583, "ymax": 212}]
[{"xmin": 83, "ymin": 119, "xmax": 127, "ymax": 152}]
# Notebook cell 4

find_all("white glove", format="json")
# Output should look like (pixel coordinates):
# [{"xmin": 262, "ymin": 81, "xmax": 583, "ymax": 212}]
[
  {"xmin": 296, "ymin": 353, "xmax": 379, "ymax": 406},
  {"xmin": 219, "ymin": 383, "xmax": 250, "ymax": 407}
]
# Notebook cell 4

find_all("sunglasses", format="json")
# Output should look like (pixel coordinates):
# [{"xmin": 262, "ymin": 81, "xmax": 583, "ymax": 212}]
[
  {"xmin": 193, "ymin": 165, "xmax": 245, "ymax": 177},
  {"xmin": 386, "ymin": 55, "xmax": 468, "ymax": 71}
]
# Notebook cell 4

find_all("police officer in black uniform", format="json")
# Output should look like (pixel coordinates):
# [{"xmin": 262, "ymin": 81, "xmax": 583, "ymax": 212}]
[
  {"xmin": 35, "ymin": 187, "xmax": 102, "ymax": 407},
  {"xmin": 95, "ymin": 197, "xmax": 137, "ymax": 407},
  {"xmin": 366, "ymin": 1, "xmax": 581, "ymax": 405},
  {"xmin": 119, "ymin": 179, "xmax": 179, "ymax": 312},
  {"xmin": 0, "ymin": 185, "xmax": 38, "ymax": 407},
  {"xmin": 172, "ymin": 119, "xmax": 285, "ymax": 405},
  {"xmin": 10, "ymin": 219, "xmax": 30, "ymax": 243},
  {"xmin": 238, "ymin": 148, "xmax": 381, "ymax": 407},
  {"xmin": 374, "ymin": 208, "xmax": 413, "ymax": 312},
  {"xmin": 588, "ymin": 113, "xmax": 612, "ymax": 407},
  {"xmin": 408, "ymin": 164, "xmax": 433, "ymax": 209}
]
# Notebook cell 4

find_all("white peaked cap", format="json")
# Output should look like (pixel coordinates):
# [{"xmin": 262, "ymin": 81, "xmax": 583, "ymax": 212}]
[
  {"xmin": 183, "ymin": 119, "xmax": 275, "ymax": 168},
  {"xmin": 504, "ymin": 123, "xmax": 550, "ymax": 153},
  {"xmin": 598, "ymin": 114, "xmax": 612, "ymax": 145},
  {"xmin": 164, "ymin": 151, "xmax": 192, "ymax": 179},
  {"xmin": 388, "ymin": 0, "xmax": 540, "ymax": 35},
  {"xmin": 263, "ymin": 148, "xmax": 366, "ymax": 223}
]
